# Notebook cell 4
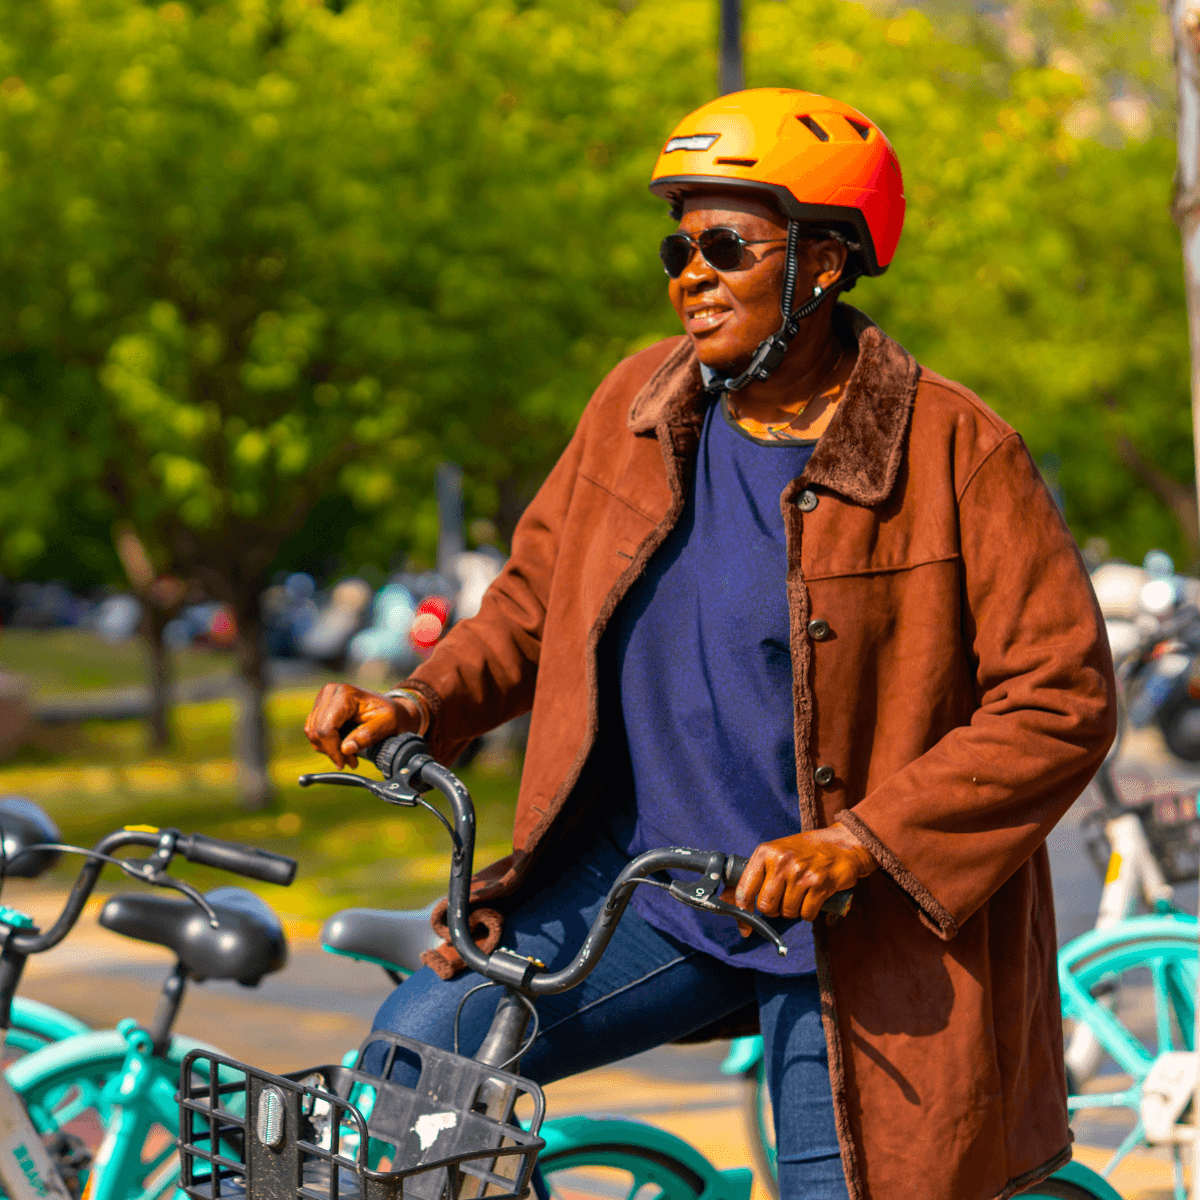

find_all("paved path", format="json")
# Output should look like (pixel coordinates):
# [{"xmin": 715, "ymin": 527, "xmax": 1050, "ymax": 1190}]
[{"xmin": 9, "ymin": 727, "xmax": 1200, "ymax": 1200}]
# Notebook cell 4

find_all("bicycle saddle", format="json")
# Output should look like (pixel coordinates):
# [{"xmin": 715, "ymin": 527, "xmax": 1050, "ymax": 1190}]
[
  {"xmin": 98, "ymin": 885, "xmax": 287, "ymax": 985},
  {"xmin": 321, "ymin": 904, "xmax": 439, "ymax": 976},
  {"xmin": 0, "ymin": 796, "xmax": 60, "ymax": 878}
]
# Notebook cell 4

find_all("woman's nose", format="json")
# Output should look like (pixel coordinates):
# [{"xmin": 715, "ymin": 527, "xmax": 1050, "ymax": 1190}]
[{"xmin": 679, "ymin": 248, "xmax": 717, "ymax": 287}]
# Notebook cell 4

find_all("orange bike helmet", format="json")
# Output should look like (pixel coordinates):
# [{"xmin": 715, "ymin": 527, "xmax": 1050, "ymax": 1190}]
[
  {"xmin": 649, "ymin": 88, "xmax": 904, "ymax": 276},
  {"xmin": 649, "ymin": 89, "xmax": 904, "ymax": 392}
]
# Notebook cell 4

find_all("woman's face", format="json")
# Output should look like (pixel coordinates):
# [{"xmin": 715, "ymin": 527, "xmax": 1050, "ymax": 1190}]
[{"xmin": 667, "ymin": 192, "xmax": 844, "ymax": 371}]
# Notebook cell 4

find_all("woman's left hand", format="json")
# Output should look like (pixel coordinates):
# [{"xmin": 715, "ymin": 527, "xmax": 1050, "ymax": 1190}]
[{"xmin": 731, "ymin": 826, "xmax": 878, "ymax": 929}]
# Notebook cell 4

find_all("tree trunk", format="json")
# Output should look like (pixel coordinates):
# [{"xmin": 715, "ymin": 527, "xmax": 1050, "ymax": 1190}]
[
  {"xmin": 233, "ymin": 602, "xmax": 273, "ymax": 812},
  {"xmin": 1172, "ymin": 0, "xmax": 1200, "ymax": 536},
  {"xmin": 115, "ymin": 522, "xmax": 181, "ymax": 752},
  {"xmin": 141, "ymin": 606, "xmax": 173, "ymax": 751}
]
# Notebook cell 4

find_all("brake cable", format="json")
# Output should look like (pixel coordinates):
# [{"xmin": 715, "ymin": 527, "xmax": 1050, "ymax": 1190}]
[{"xmin": 5, "ymin": 841, "xmax": 220, "ymax": 927}]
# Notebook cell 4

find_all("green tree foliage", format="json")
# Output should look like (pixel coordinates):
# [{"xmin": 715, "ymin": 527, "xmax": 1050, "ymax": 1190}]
[
  {"xmin": 743, "ymin": 2, "xmax": 1192, "ymax": 561},
  {"xmin": 0, "ymin": 0, "xmax": 1192, "ymax": 770}
]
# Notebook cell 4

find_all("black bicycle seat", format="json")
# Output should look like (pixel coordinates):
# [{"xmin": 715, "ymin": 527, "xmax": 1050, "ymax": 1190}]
[
  {"xmin": 98, "ymin": 885, "xmax": 287, "ymax": 985},
  {"xmin": 321, "ymin": 904, "xmax": 439, "ymax": 976},
  {"xmin": 0, "ymin": 796, "xmax": 61, "ymax": 879}
]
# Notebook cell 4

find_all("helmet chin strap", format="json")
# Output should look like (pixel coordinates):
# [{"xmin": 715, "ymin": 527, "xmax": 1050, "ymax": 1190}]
[{"xmin": 709, "ymin": 220, "xmax": 861, "ymax": 396}]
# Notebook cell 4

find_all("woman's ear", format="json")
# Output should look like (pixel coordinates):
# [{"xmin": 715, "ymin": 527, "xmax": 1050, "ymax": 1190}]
[{"xmin": 813, "ymin": 238, "xmax": 849, "ymax": 290}]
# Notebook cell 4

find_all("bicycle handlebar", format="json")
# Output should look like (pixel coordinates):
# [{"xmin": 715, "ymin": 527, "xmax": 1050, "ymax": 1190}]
[
  {"xmin": 3, "ymin": 828, "xmax": 297, "ymax": 956},
  {"xmin": 310, "ymin": 733, "xmax": 852, "ymax": 996}
]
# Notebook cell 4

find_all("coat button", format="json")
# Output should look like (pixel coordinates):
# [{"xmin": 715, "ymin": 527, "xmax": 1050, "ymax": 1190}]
[
  {"xmin": 807, "ymin": 618, "xmax": 830, "ymax": 641},
  {"xmin": 797, "ymin": 490, "xmax": 819, "ymax": 512},
  {"xmin": 814, "ymin": 765, "xmax": 835, "ymax": 786}
]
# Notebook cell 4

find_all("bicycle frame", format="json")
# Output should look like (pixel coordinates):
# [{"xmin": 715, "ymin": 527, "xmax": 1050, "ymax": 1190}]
[
  {"xmin": 0, "ymin": 827, "xmax": 295, "ymax": 1200},
  {"xmin": 0, "ymin": 1025, "xmax": 182, "ymax": 1200}
]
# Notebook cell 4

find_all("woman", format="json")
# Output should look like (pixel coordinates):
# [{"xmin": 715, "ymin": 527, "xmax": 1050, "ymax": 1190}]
[{"xmin": 306, "ymin": 89, "xmax": 1116, "ymax": 1200}]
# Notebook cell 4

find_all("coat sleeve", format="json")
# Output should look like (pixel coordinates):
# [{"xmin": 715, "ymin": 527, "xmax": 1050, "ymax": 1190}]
[
  {"xmin": 400, "ymin": 404, "xmax": 592, "ymax": 765},
  {"xmin": 835, "ymin": 432, "xmax": 1117, "ymax": 938}
]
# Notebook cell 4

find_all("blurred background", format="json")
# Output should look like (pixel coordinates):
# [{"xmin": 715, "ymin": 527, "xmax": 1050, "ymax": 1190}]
[{"xmin": 0, "ymin": 0, "xmax": 1192, "ymax": 922}]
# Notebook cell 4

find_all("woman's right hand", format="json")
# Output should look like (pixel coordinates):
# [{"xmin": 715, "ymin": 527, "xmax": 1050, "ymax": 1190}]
[{"xmin": 304, "ymin": 683, "xmax": 423, "ymax": 769}]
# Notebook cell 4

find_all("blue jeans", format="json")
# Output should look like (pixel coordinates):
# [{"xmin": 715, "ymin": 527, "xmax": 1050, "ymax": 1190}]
[{"xmin": 365, "ymin": 838, "xmax": 848, "ymax": 1200}]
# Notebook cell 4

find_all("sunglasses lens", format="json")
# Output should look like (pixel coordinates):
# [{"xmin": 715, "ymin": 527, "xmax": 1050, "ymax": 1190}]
[
  {"xmin": 698, "ymin": 229, "xmax": 745, "ymax": 271},
  {"xmin": 660, "ymin": 235, "xmax": 692, "ymax": 278}
]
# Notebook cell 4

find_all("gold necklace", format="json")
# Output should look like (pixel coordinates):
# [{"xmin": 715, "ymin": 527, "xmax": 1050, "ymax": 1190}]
[{"xmin": 730, "ymin": 346, "xmax": 845, "ymax": 441}]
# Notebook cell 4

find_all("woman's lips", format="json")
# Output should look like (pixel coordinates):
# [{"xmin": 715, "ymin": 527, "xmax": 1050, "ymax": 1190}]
[{"xmin": 686, "ymin": 305, "xmax": 731, "ymax": 333}]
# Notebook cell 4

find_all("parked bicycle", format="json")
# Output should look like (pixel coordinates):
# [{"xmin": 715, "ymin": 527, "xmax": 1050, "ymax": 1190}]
[
  {"xmin": 0, "ymin": 822, "xmax": 295, "ymax": 1200},
  {"xmin": 175, "ymin": 734, "xmax": 1121, "ymax": 1200}
]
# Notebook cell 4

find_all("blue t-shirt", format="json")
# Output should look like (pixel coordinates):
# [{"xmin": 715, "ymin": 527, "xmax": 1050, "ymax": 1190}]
[{"xmin": 609, "ymin": 397, "xmax": 817, "ymax": 974}]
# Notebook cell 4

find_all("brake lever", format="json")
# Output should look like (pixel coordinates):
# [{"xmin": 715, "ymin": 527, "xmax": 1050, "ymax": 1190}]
[
  {"xmin": 666, "ymin": 881, "xmax": 788, "ymax": 957},
  {"xmin": 298, "ymin": 769, "xmax": 458, "ymax": 851},
  {"xmin": 298, "ymin": 771, "xmax": 421, "ymax": 806}
]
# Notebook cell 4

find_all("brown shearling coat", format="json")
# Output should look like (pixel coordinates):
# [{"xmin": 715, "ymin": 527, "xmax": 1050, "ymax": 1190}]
[{"xmin": 404, "ymin": 305, "xmax": 1117, "ymax": 1200}]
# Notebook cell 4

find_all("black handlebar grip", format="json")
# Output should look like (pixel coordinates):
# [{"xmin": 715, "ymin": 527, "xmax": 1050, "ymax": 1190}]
[
  {"xmin": 359, "ymin": 733, "xmax": 430, "ymax": 780},
  {"xmin": 335, "ymin": 720, "xmax": 428, "ymax": 781},
  {"xmin": 182, "ymin": 834, "xmax": 297, "ymax": 886},
  {"xmin": 724, "ymin": 854, "xmax": 750, "ymax": 887}
]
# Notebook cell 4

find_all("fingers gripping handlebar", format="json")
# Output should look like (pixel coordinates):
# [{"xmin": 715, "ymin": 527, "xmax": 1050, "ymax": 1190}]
[
  {"xmin": 722, "ymin": 854, "xmax": 854, "ymax": 919},
  {"xmin": 310, "ymin": 733, "xmax": 854, "ymax": 995}
]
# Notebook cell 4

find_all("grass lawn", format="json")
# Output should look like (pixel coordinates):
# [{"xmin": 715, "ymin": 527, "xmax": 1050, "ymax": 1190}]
[
  {"xmin": 0, "ymin": 629, "xmax": 240, "ymax": 696},
  {"xmin": 0, "ymin": 632, "xmax": 521, "ymax": 929}
]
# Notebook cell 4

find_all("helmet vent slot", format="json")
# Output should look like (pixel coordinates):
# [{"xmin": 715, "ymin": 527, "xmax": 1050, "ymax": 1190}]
[
  {"xmin": 796, "ymin": 115, "xmax": 830, "ymax": 142},
  {"xmin": 845, "ymin": 117, "xmax": 871, "ymax": 140},
  {"xmin": 715, "ymin": 157, "xmax": 758, "ymax": 167}
]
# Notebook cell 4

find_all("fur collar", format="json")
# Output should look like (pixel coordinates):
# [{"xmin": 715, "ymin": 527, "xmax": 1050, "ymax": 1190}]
[{"xmin": 626, "ymin": 304, "xmax": 920, "ymax": 507}]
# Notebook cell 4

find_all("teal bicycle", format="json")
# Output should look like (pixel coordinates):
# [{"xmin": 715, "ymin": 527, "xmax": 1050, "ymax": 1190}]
[
  {"xmin": 172, "ymin": 733, "xmax": 1123, "ymax": 1200},
  {"xmin": 0, "ymin": 822, "xmax": 296, "ymax": 1200}
]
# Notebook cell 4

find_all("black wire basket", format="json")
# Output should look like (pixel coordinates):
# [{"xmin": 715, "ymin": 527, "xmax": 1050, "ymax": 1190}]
[{"xmin": 178, "ymin": 1033, "xmax": 546, "ymax": 1200}]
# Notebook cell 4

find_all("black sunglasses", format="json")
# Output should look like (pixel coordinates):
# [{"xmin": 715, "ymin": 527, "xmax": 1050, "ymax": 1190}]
[{"xmin": 659, "ymin": 227, "xmax": 788, "ymax": 279}]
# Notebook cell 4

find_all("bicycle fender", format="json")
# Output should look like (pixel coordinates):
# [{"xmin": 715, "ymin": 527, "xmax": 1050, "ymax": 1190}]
[
  {"xmin": 1059, "ymin": 913, "xmax": 1198, "ymax": 979},
  {"xmin": 1038, "ymin": 1162, "xmax": 1123, "ymax": 1200},
  {"xmin": 9, "ymin": 998, "xmax": 89, "ymax": 1043},
  {"xmin": 540, "ymin": 1116, "xmax": 753, "ymax": 1200},
  {"xmin": 719, "ymin": 1036, "xmax": 763, "ymax": 1076}
]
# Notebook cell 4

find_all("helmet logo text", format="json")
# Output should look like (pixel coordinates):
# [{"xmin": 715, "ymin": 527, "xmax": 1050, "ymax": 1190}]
[{"xmin": 664, "ymin": 134, "xmax": 720, "ymax": 153}]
